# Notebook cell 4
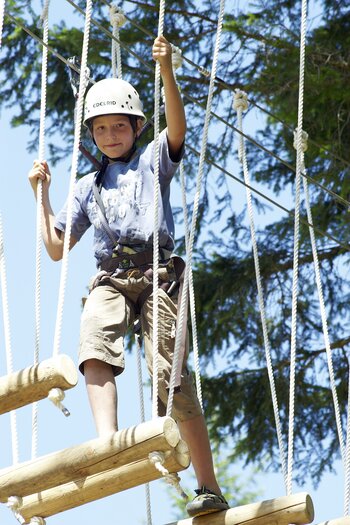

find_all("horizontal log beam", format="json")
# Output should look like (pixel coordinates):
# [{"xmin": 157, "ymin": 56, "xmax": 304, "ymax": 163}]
[
  {"xmin": 164, "ymin": 492, "xmax": 314, "ymax": 525},
  {"xmin": 0, "ymin": 416, "xmax": 181, "ymax": 501},
  {"xmin": 18, "ymin": 442, "xmax": 190, "ymax": 522},
  {"xmin": 0, "ymin": 355, "xmax": 78, "ymax": 415}
]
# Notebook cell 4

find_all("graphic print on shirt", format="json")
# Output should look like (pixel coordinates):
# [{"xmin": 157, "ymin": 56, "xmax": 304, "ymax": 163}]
[{"xmin": 103, "ymin": 170, "xmax": 151, "ymax": 228}]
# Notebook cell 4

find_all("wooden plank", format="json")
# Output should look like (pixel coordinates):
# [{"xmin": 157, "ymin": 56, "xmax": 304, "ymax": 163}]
[
  {"xmin": 0, "ymin": 416, "xmax": 181, "ymax": 501},
  {"xmin": 164, "ymin": 492, "xmax": 314, "ymax": 525},
  {"xmin": 0, "ymin": 355, "xmax": 78, "ymax": 415},
  {"xmin": 18, "ymin": 442, "xmax": 190, "ymax": 522}
]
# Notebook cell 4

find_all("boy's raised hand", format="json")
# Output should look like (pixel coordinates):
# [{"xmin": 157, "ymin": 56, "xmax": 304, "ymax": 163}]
[{"xmin": 152, "ymin": 35, "xmax": 173, "ymax": 73}]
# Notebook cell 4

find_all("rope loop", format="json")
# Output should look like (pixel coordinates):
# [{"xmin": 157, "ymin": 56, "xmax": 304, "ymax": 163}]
[
  {"xmin": 48, "ymin": 387, "xmax": 70, "ymax": 417},
  {"xmin": 109, "ymin": 5, "xmax": 126, "ymax": 28},
  {"xmin": 233, "ymin": 89, "xmax": 249, "ymax": 112},
  {"xmin": 293, "ymin": 127, "xmax": 308, "ymax": 152}
]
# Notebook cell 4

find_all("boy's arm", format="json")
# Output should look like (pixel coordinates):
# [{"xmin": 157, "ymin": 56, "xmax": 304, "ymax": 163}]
[
  {"xmin": 152, "ymin": 36, "xmax": 186, "ymax": 160},
  {"xmin": 28, "ymin": 160, "xmax": 78, "ymax": 261}
]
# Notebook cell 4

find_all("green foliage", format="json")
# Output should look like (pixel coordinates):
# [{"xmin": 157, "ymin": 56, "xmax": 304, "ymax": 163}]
[{"xmin": 2, "ymin": 0, "xmax": 350, "ymax": 487}]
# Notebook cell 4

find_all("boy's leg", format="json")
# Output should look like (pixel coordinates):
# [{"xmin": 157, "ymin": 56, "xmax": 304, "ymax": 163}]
[
  {"xmin": 84, "ymin": 359, "xmax": 118, "ymax": 436},
  {"xmin": 179, "ymin": 415, "xmax": 229, "ymax": 517},
  {"xmin": 79, "ymin": 281, "xmax": 134, "ymax": 437},
  {"xmin": 141, "ymin": 284, "xmax": 228, "ymax": 515},
  {"xmin": 177, "ymin": 414, "xmax": 221, "ymax": 495}
]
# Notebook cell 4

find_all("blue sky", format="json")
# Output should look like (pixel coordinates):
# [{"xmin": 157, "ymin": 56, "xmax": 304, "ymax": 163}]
[{"xmin": 0, "ymin": 1, "xmax": 347, "ymax": 524}]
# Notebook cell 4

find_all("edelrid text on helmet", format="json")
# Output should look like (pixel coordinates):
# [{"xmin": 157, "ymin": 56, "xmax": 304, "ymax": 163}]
[
  {"xmin": 83, "ymin": 78, "xmax": 146, "ymax": 127},
  {"xmin": 93, "ymin": 101, "xmax": 117, "ymax": 108}
]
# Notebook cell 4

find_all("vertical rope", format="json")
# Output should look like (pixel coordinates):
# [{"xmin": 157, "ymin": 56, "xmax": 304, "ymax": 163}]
[
  {"xmin": 179, "ymin": 163, "xmax": 203, "ymax": 410},
  {"xmin": 109, "ymin": 4, "xmax": 125, "ymax": 79},
  {"xmin": 151, "ymin": 0, "xmax": 165, "ymax": 420},
  {"xmin": 293, "ymin": 128, "xmax": 347, "ymax": 511},
  {"xmin": 166, "ymin": 0, "xmax": 226, "ymax": 417},
  {"xmin": 172, "ymin": 45, "xmax": 203, "ymax": 410},
  {"xmin": 0, "ymin": 0, "xmax": 5, "ymax": 48},
  {"xmin": 295, "ymin": 130, "xmax": 346, "ymax": 465},
  {"xmin": 135, "ymin": 332, "xmax": 153, "ymax": 524},
  {"xmin": 234, "ymin": 89, "xmax": 288, "ymax": 490},
  {"xmin": 52, "ymin": 0, "xmax": 92, "ymax": 360},
  {"xmin": 287, "ymin": 0, "xmax": 308, "ymax": 496},
  {"xmin": 345, "ymin": 356, "xmax": 350, "ymax": 515},
  {"xmin": 31, "ymin": 0, "xmax": 50, "ymax": 461},
  {"xmin": 0, "ymin": 214, "xmax": 19, "ymax": 465}
]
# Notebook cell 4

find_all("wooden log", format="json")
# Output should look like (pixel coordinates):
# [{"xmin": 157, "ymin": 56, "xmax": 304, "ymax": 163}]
[
  {"xmin": 18, "ymin": 441, "xmax": 190, "ymax": 523},
  {"xmin": 317, "ymin": 519, "xmax": 350, "ymax": 525},
  {"xmin": 0, "ymin": 355, "xmax": 78, "ymax": 415},
  {"xmin": 164, "ymin": 492, "xmax": 314, "ymax": 525},
  {"xmin": 0, "ymin": 416, "xmax": 181, "ymax": 501}
]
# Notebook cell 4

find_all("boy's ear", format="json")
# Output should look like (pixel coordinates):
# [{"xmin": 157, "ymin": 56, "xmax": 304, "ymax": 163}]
[{"xmin": 135, "ymin": 118, "xmax": 143, "ymax": 138}]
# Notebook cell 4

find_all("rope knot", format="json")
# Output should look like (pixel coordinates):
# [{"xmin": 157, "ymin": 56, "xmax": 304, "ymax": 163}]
[
  {"xmin": 148, "ymin": 451, "xmax": 188, "ymax": 500},
  {"xmin": 293, "ymin": 128, "xmax": 308, "ymax": 152},
  {"xmin": 7, "ymin": 496, "xmax": 25, "ymax": 524},
  {"xmin": 109, "ymin": 5, "xmax": 126, "ymax": 28},
  {"xmin": 233, "ymin": 89, "xmax": 249, "ymax": 112},
  {"xmin": 48, "ymin": 387, "xmax": 70, "ymax": 417},
  {"xmin": 30, "ymin": 518, "xmax": 46, "ymax": 525},
  {"xmin": 149, "ymin": 450, "xmax": 167, "ymax": 475},
  {"xmin": 171, "ymin": 45, "xmax": 183, "ymax": 70}
]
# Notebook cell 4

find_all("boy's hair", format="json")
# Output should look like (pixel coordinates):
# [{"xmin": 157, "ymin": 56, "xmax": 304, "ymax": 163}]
[{"xmin": 87, "ymin": 114, "xmax": 140, "ymax": 133}]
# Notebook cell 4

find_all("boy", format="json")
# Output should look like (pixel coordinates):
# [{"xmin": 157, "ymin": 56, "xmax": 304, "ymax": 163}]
[{"xmin": 28, "ymin": 35, "xmax": 229, "ymax": 518}]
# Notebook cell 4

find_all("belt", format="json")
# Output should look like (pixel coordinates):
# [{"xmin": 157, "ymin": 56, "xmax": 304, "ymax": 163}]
[{"xmin": 99, "ymin": 247, "xmax": 172, "ymax": 272}]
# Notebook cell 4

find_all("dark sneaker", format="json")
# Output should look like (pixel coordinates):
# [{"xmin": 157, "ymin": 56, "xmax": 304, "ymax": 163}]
[{"xmin": 186, "ymin": 486, "xmax": 229, "ymax": 517}]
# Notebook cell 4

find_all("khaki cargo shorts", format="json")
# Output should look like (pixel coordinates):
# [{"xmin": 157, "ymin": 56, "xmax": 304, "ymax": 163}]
[{"xmin": 79, "ymin": 268, "xmax": 202, "ymax": 422}]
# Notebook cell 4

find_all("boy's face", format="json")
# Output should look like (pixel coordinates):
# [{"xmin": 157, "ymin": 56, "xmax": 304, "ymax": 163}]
[{"xmin": 92, "ymin": 114, "xmax": 140, "ymax": 159}]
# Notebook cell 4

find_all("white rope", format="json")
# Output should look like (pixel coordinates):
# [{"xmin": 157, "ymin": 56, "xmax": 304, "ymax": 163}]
[
  {"xmin": 179, "ymin": 161, "xmax": 203, "ymax": 410},
  {"xmin": 30, "ymin": 518, "xmax": 46, "ymax": 525},
  {"xmin": 48, "ymin": 387, "xmax": 70, "ymax": 416},
  {"xmin": 148, "ymin": 451, "xmax": 188, "ymax": 500},
  {"xmin": 151, "ymin": 0, "xmax": 165, "ymax": 420},
  {"xmin": 294, "ymin": 129, "xmax": 346, "ymax": 466},
  {"xmin": 109, "ymin": 4, "xmax": 125, "ymax": 79},
  {"xmin": 0, "ymin": 214, "xmax": 19, "ymax": 465},
  {"xmin": 344, "ymin": 356, "xmax": 350, "ymax": 515},
  {"xmin": 7, "ymin": 496, "xmax": 24, "ymax": 524},
  {"xmin": 0, "ymin": 0, "xmax": 5, "ymax": 48},
  {"xmin": 135, "ymin": 330, "xmax": 153, "ymax": 525},
  {"xmin": 293, "ymin": 128, "xmax": 348, "ymax": 510},
  {"xmin": 31, "ymin": 0, "xmax": 50, "ymax": 461},
  {"xmin": 287, "ymin": 0, "xmax": 308, "ymax": 496},
  {"xmin": 171, "ymin": 46, "xmax": 203, "ymax": 409},
  {"xmin": 51, "ymin": 0, "xmax": 92, "ymax": 365},
  {"xmin": 166, "ymin": 0, "xmax": 226, "ymax": 417},
  {"xmin": 233, "ymin": 89, "xmax": 288, "ymax": 490}
]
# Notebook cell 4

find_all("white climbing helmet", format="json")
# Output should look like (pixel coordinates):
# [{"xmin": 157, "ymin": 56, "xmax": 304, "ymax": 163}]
[{"xmin": 83, "ymin": 78, "xmax": 146, "ymax": 126}]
